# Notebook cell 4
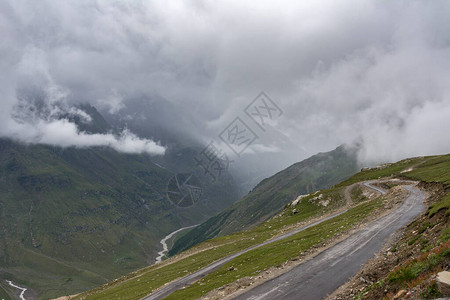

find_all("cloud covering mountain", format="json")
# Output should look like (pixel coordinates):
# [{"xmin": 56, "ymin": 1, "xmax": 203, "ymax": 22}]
[{"xmin": 0, "ymin": 0, "xmax": 449, "ymax": 161}]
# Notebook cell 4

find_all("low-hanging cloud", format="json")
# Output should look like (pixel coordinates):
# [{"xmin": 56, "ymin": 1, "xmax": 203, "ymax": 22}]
[
  {"xmin": 0, "ymin": 27, "xmax": 165, "ymax": 155},
  {"xmin": 3, "ymin": 117, "xmax": 165, "ymax": 155},
  {"xmin": 0, "ymin": 0, "xmax": 449, "ymax": 164}
]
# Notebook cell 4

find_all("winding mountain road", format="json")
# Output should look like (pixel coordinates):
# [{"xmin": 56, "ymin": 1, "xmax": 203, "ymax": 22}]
[
  {"xmin": 143, "ymin": 180, "xmax": 426, "ymax": 300},
  {"xmin": 143, "ymin": 210, "xmax": 349, "ymax": 300},
  {"xmin": 234, "ymin": 181, "xmax": 426, "ymax": 300}
]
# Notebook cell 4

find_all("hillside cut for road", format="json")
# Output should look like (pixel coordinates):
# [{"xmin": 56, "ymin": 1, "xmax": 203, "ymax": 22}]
[{"xmin": 234, "ymin": 182, "xmax": 425, "ymax": 300}]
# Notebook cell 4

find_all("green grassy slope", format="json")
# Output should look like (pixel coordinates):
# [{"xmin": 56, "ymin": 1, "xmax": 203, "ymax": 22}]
[
  {"xmin": 167, "ymin": 199, "xmax": 383, "ymax": 300},
  {"xmin": 0, "ymin": 284, "xmax": 11, "ymax": 300},
  {"xmin": 0, "ymin": 138, "xmax": 238, "ymax": 299},
  {"xmin": 338, "ymin": 153, "xmax": 450, "ymax": 216},
  {"xmin": 169, "ymin": 145, "xmax": 360, "ymax": 255},
  {"xmin": 168, "ymin": 155, "xmax": 450, "ymax": 299},
  {"xmin": 75, "ymin": 184, "xmax": 349, "ymax": 300},
  {"xmin": 75, "ymin": 153, "xmax": 450, "ymax": 300},
  {"xmin": 403, "ymin": 154, "xmax": 450, "ymax": 186}
]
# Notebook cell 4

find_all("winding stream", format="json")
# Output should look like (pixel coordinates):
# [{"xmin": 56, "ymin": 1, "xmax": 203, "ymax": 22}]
[
  {"xmin": 155, "ymin": 224, "xmax": 198, "ymax": 263},
  {"xmin": 6, "ymin": 280, "xmax": 27, "ymax": 300}
]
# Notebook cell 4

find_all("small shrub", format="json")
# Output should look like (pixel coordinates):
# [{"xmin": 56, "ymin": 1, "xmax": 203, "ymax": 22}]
[{"xmin": 421, "ymin": 281, "xmax": 442, "ymax": 299}]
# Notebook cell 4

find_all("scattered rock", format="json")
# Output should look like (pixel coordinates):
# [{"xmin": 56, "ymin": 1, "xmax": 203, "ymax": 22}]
[
  {"xmin": 290, "ymin": 194, "xmax": 308, "ymax": 207},
  {"xmin": 437, "ymin": 271, "xmax": 450, "ymax": 296},
  {"xmin": 319, "ymin": 199, "xmax": 330, "ymax": 207},
  {"xmin": 393, "ymin": 289, "xmax": 407, "ymax": 299},
  {"xmin": 236, "ymin": 277, "xmax": 253, "ymax": 287},
  {"xmin": 359, "ymin": 276, "xmax": 372, "ymax": 284}
]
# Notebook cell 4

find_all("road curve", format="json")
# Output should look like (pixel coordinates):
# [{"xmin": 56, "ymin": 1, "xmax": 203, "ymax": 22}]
[
  {"xmin": 143, "ymin": 208, "xmax": 351, "ymax": 299},
  {"xmin": 234, "ymin": 182, "xmax": 426, "ymax": 300}
]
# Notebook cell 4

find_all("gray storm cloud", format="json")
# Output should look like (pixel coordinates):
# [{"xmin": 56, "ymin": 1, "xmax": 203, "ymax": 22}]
[{"xmin": 0, "ymin": 0, "xmax": 449, "ymax": 162}]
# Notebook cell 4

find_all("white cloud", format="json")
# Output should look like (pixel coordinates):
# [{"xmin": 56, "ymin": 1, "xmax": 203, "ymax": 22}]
[
  {"xmin": 1, "ymin": 118, "xmax": 165, "ymax": 155},
  {"xmin": 0, "ymin": 0, "xmax": 449, "ymax": 164}
]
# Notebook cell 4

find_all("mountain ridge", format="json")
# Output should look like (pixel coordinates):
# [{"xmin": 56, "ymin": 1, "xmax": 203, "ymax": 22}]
[
  {"xmin": 0, "ymin": 104, "xmax": 239, "ymax": 299},
  {"xmin": 169, "ymin": 144, "xmax": 360, "ymax": 256}
]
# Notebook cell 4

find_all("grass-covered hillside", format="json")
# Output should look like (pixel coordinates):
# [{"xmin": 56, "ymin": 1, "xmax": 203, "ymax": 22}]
[
  {"xmin": 169, "ymin": 145, "xmax": 360, "ymax": 256},
  {"xmin": 0, "ymin": 139, "xmax": 238, "ymax": 297},
  {"xmin": 0, "ymin": 103, "xmax": 241, "ymax": 299},
  {"xmin": 74, "ymin": 153, "xmax": 449, "ymax": 300},
  {"xmin": 0, "ymin": 138, "xmax": 172, "ymax": 298}
]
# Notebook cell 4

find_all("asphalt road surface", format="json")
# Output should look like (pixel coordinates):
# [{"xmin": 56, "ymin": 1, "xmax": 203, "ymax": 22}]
[
  {"xmin": 234, "ymin": 182, "xmax": 425, "ymax": 300},
  {"xmin": 143, "ymin": 207, "xmax": 349, "ymax": 300},
  {"xmin": 143, "ymin": 181, "xmax": 425, "ymax": 300}
]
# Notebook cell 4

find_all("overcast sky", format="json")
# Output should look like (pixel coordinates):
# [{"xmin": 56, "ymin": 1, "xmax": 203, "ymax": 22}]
[{"xmin": 1, "ymin": 0, "xmax": 449, "ymax": 162}]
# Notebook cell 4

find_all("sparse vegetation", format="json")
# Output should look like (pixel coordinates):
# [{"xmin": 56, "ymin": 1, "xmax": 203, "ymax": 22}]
[
  {"xmin": 421, "ymin": 281, "xmax": 442, "ymax": 299},
  {"xmin": 350, "ymin": 184, "xmax": 367, "ymax": 203},
  {"xmin": 387, "ymin": 240, "xmax": 450, "ymax": 286},
  {"xmin": 428, "ymin": 193, "xmax": 450, "ymax": 217}
]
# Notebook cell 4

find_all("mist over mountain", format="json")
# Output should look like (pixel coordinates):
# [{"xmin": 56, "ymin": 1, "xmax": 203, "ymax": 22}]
[
  {"xmin": 1, "ymin": 2, "xmax": 450, "ymax": 298},
  {"xmin": 1, "ymin": 0, "xmax": 449, "ymax": 177},
  {"xmin": 0, "ymin": 105, "xmax": 240, "ymax": 298},
  {"xmin": 169, "ymin": 144, "xmax": 359, "ymax": 255}
]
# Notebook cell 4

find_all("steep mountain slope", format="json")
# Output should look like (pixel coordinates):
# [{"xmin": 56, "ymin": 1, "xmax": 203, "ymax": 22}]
[
  {"xmin": 74, "ymin": 154, "xmax": 449, "ymax": 300},
  {"xmin": 169, "ymin": 145, "xmax": 359, "ymax": 256},
  {"xmin": 0, "ymin": 106, "xmax": 239, "ymax": 299}
]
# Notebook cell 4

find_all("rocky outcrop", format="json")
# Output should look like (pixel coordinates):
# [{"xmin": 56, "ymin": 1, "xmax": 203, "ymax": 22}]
[{"xmin": 436, "ymin": 271, "xmax": 450, "ymax": 296}]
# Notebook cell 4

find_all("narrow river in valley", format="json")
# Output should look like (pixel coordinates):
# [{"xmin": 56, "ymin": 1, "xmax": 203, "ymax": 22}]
[
  {"xmin": 6, "ymin": 280, "xmax": 27, "ymax": 300},
  {"xmin": 155, "ymin": 224, "xmax": 198, "ymax": 263}
]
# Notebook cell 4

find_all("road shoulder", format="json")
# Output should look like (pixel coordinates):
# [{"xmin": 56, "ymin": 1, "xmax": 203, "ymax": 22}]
[{"xmin": 200, "ymin": 181, "xmax": 413, "ymax": 300}]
